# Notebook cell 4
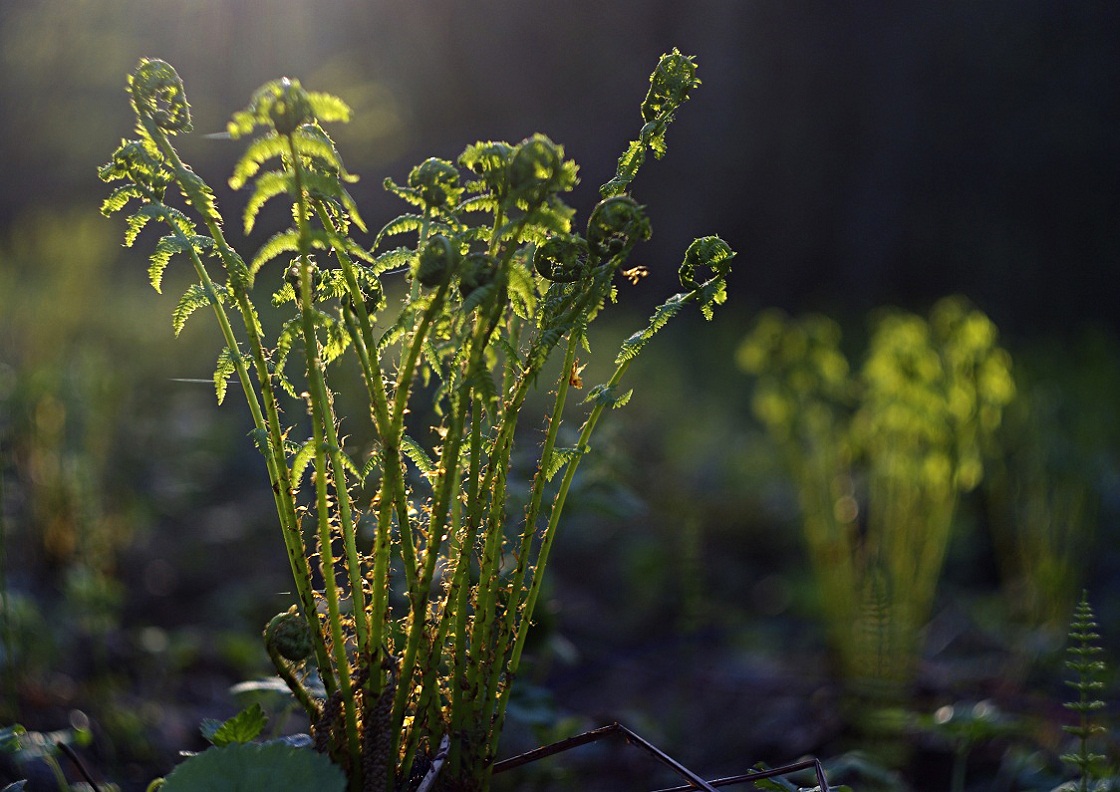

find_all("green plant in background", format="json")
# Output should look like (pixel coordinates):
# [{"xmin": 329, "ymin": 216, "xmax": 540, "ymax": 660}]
[
  {"xmin": 1058, "ymin": 591, "xmax": 1111, "ymax": 791},
  {"xmin": 100, "ymin": 51, "xmax": 732, "ymax": 791},
  {"xmin": 985, "ymin": 335, "xmax": 1120, "ymax": 642},
  {"xmin": 737, "ymin": 297, "xmax": 1014, "ymax": 720}
]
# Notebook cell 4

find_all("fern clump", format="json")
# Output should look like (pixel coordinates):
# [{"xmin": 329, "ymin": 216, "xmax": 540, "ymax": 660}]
[{"xmin": 100, "ymin": 51, "xmax": 732, "ymax": 792}]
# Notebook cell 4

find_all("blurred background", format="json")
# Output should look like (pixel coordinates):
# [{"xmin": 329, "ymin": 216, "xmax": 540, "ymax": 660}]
[{"xmin": 2, "ymin": 1, "xmax": 1120, "ymax": 789}]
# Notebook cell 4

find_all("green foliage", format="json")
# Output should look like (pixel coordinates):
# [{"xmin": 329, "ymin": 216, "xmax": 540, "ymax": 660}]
[
  {"xmin": 738, "ymin": 297, "xmax": 1014, "ymax": 710},
  {"xmin": 158, "ymin": 742, "xmax": 346, "ymax": 792},
  {"xmin": 101, "ymin": 51, "xmax": 731, "ymax": 792},
  {"xmin": 1060, "ymin": 592, "xmax": 1110, "ymax": 791},
  {"xmin": 199, "ymin": 703, "xmax": 268, "ymax": 747},
  {"xmin": 985, "ymin": 334, "xmax": 1120, "ymax": 637}
]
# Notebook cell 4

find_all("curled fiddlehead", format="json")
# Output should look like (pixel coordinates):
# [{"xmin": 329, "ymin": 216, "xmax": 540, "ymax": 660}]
[
  {"xmin": 533, "ymin": 234, "xmax": 589, "ymax": 283},
  {"xmin": 586, "ymin": 195, "xmax": 651, "ymax": 264},
  {"xmin": 415, "ymin": 234, "xmax": 459, "ymax": 288},
  {"xmin": 128, "ymin": 58, "xmax": 193, "ymax": 134},
  {"xmin": 408, "ymin": 158, "xmax": 463, "ymax": 210}
]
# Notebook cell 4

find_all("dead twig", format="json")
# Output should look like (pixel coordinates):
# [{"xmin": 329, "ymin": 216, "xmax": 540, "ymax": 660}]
[{"xmin": 492, "ymin": 721, "xmax": 831, "ymax": 792}]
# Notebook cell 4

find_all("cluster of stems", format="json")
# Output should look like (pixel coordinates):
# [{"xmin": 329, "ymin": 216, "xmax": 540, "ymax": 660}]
[{"xmin": 101, "ymin": 53, "xmax": 731, "ymax": 792}]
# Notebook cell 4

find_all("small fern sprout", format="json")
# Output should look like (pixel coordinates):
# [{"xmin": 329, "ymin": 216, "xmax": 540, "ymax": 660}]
[
  {"xmin": 1061, "ymin": 591, "xmax": 1111, "ymax": 791},
  {"xmin": 679, "ymin": 235, "xmax": 734, "ymax": 319},
  {"xmin": 507, "ymin": 134, "xmax": 577, "ymax": 207},
  {"xmin": 407, "ymin": 157, "xmax": 463, "ymax": 210},
  {"xmin": 459, "ymin": 140, "xmax": 515, "ymax": 203},
  {"xmin": 128, "ymin": 57, "xmax": 194, "ymax": 134},
  {"xmin": 265, "ymin": 607, "xmax": 315, "ymax": 664},
  {"xmin": 414, "ymin": 234, "xmax": 459, "ymax": 288},
  {"xmin": 457, "ymin": 251, "xmax": 497, "ymax": 299},
  {"xmin": 533, "ymin": 234, "xmax": 590, "ymax": 283}
]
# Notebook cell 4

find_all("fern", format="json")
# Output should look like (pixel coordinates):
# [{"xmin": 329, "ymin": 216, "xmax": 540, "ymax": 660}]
[
  {"xmin": 173, "ymin": 282, "xmax": 226, "ymax": 336},
  {"xmin": 101, "ymin": 51, "xmax": 732, "ymax": 792},
  {"xmin": 1062, "ymin": 591, "xmax": 1110, "ymax": 792}
]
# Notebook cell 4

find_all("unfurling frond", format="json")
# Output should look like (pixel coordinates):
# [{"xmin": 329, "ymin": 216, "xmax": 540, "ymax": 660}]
[
  {"xmin": 128, "ymin": 58, "xmax": 193, "ymax": 134},
  {"xmin": 601, "ymin": 49, "xmax": 700, "ymax": 197},
  {"xmin": 679, "ymin": 235, "xmax": 735, "ymax": 319}
]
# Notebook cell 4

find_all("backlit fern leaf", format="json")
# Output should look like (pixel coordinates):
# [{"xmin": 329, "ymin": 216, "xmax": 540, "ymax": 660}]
[
  {"xmin": 371, "ymin": 246, "xmax": 415, "ymax": 277},
  {"xmin": 373, "ymin": 214, "xmax": 426, "ymax": 250},
  {"xmin": 290, "ymin": 439, "xmax": 316, "ymax": 487},
  {"xmin": 291, "ymin": 128, "xmax": 345, "ymax": 176},
  {"xmin": 301, "ymin": 170, "xmax": 365, "ymax": 232},
  {"xmin": 506, "ymin": 256, "xmax": 537, "ymax": 320},
  {"xmin": 251, "ymin": 229, "xmax": 301, "ymax": 274},
  {"xmin": 101, "ymin": 184, "xmax": 147, "ymax": 215},
  {"xmin": 173, "ymin": 282, "xmax": 227, "ymax": 336},
  {"xmin": 306, "ymin": 92, "xmax": 351, "ymax": 124},
  {"xmin": 615, "ymin": 293, "xmax": 686, "ymax": 364},
  {"xmin": 544, "ymin": 446, "xmax": 586, "ymax": 482},
  {"xmin": 400, "ymin": 436, "xmax": 436, "ymax": 481},
  {"xmin": 243, "ymin": 170, "xmax": 295, "ymax": 234},
  {"xmin": 584, "ymin": 384, "xmax": 633, "ymax": 410},
  {"xmin": 214, "ymin": 346, "xmax": 239, "ymax": 404},
  {"xmin": 229, "ymin": 133, "xmax": 288, "ymax": 190},
  {"xmin": 149, "ymin": 234, "xmax": 213, "ymax": 293}
]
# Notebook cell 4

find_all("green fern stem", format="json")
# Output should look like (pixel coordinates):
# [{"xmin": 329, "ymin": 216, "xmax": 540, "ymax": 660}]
[
  {"xmin": 140, "ymin": 124, "xmax": 333, "ymax": 691},
  {"xmin": 286, "ymin": 144, "xmax": 364, "ymax": 784}
]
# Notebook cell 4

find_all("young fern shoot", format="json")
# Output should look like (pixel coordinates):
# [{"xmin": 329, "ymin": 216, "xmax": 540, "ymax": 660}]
[{"xmin": 100, "ymin": 50, "xmax": 733, "ymax": 792}]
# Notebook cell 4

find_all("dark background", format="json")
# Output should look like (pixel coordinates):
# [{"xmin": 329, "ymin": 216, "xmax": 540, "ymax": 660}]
[{"xmin": 2, "ymin": 0, "xmax": 1119, "ymax": 339}]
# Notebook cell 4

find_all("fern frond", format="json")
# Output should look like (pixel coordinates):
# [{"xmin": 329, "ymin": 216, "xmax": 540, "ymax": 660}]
[
  {"xmin": 101, "ymin": 184, "xmax": 147, "ymax": 215},
  {"xmin": 243, "ymin": 170, "xmax": 295, "ymax": 234},
  {"xmin": 306, "ymin": 92, "xmax": 351, "ymax": 124},
  {"xmin": 176, "ymin": 168, "xmax": 219, "ymax": 220},
  {"xmin": 291, "ymin": 128, "xmax": 345, "ymax": 175},
  {"xmin": 251, "ymin": 229, "xmax": 301, "ymax": 274},
  {"xmin": 371, "ymin": 246, "xmax": 415, "ymax": 277},
  {"xmin": 318, "ymin": 309, "xmax": 351, "ymax": 364},
  {"xmin": 544, "ymin": 447, "xmax": 586, "ymax": 482},
  {"xmin": 400, "ymin": 436, "xmax": 437, "ymax": 481},
  {"xmin": 373, "ymin": 214, "xmax": 426, "ymax": 250},
  {"xmin": 616, "ymin": 293, "xmax": 687, "ymax": 364},
  {"xmin": 506, "ymin": 256, "xmax": 537, "ymax": 320},
  {"xmin": 456, "ymin": 194, "xmax": 499, "ymax": 217},
  {"xmin": 173, "ymin": 282, "xmax": 227, "ymax": 336},
  {"xmin": 159, "ymin": 204, "xmax": 196, "ymax": 238},
  {"xmin": 273, "ymin": 317, "xmax": 303, "ymax": 398},
  {"xmin": 290, "ymin": 439, "xmax": 316, "ymax": 486},
  {"xmin": 584, "ymin": 384, "xmax": 633, "ymax": 410},
  {"xmin": 149, "ymin": 234, "xmax": 213, "ymax": 293},
  {"xmin": 229, "ymin": 133, "xmax": 288, "ymax": 190},
  {"xmin": 300, "ymin": 170, "xmax": 365, "ymax": 232},
  {"xmin": 213, "ymin": 346, "xmax": 238, "ymax": 405}
]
